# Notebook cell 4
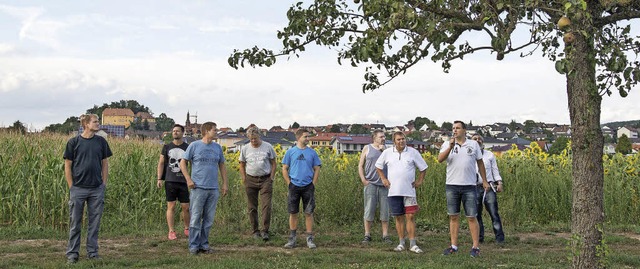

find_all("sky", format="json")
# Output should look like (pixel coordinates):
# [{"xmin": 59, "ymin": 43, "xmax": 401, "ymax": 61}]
[{"xmin": 1, "ymin": 1, "xmax": 639, "ymax": 131}]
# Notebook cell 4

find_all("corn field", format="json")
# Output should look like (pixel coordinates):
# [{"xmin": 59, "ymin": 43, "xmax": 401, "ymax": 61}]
[{"xmin": 1, "ymin": 132, "xmax": 639, "ymax": 234}]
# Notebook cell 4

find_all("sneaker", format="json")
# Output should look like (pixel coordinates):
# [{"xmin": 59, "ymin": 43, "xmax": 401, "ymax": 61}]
[
  {"xmin": 382, "ymin": 236, "xmax": 393, "ymax": 244},
  {"xmin": 443, "ymin": 246, "xmax": 458, "ymax": 255},
  {"xmin": 284, "ymin": 237, "xmax": 297, "ymax": 249},
  {"xmin": 184, "ymin": 228, "xmax": 189, "ymax": 237},
  {"xmin": 87, "ymin": 254, "xmax": 101, "ymax": 260},
  {"xmin": 409, "ymin": 245, "xmax": 423, "ymax": 254},
  {"xmin": 262, "ymin": 232, "xmax": 270, "ymax": 241},
  {"xmin": 306, "ymin": 236, "xmax": 317, "ymax": 249},
  {"xmin": 361, "ymin": 235, "xmax": 372, "ymax": 244},
  {"xmin": 252, "ymin": 232, "xmax": 261, "ymax": 239},
  {"xmin": 393, "ymin": 244, "xmax": 405, "ymax": 252},
  {"xmin": 199, "ymin": 249, "xmax": 214, "ymax": 254},
  {"xmin": 67, "ymin": 257, "xmax": 78, "ymax": 264},
  {"xmin": 189, "ymin": 249, "xmax": 199, "ymax": 255},
  {"xmin": 470, "ymin": 247, "xmax": 480, "ymax": 257},
  {"xmin": 168, "ymin": 231, "xmax": 177, "ymax": 240}
]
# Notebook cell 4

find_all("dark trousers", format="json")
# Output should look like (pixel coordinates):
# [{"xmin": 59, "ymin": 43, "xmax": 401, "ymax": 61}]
[
  {"xmin": 66, "ymin": 185, "xmax": 105, "ymax": 259},
  {"xmin": 476, "ymin": 185, "xmax": 505, "ymax": 243},
  {"xmin": 245, "ymin": 175, "xmax": 273, "ymax": 234}
]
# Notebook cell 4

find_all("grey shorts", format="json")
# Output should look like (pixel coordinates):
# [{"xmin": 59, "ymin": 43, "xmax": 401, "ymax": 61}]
[{"xmin": 363, "ymin": 184, "xmax": 390, "ymax": 222}]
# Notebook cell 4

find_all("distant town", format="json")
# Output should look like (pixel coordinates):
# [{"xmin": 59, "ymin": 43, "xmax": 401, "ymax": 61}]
[{"xmin": 3, "ymin": 106, "xmax": 640, "ymax": 155}]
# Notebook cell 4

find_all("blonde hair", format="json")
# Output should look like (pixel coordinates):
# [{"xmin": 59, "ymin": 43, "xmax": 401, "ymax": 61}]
[{"xmin": 80, "ymin": 114, "xmax": 99, "ymax": 128}]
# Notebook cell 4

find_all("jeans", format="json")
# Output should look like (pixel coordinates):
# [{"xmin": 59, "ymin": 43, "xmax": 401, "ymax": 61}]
[
  {"xmin": 66, "ymin": 185, "xmax": 105, "ymax": 259},
  {"xmin": 189, "ymin": 188, "xmax": 220, "ymax": 252},
  {"xmin": 245, "ymin": 175, "xmax": 273, "ymax": 234},
  {"xmin": 445, "ymin": 185, "xmax": 478, "ymax": 217},
  {"xmin": 476, "ymin": 185, "xmax": 505, "ymax": 242}
]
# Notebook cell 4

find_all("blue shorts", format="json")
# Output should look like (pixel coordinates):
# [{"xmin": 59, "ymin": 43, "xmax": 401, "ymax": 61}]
[
  {"xmin": 445, "ymin": 185, "xmax": 478, "ymax": 217},
  {"xmin": 388, "ymin": 196, "xmax": 419, "ymax": 217}
]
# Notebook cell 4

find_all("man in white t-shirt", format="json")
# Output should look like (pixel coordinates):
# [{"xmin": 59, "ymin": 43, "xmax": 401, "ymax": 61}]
[
  {"xmin": 471, "ymin": 134, "xmax": 505, "ymax": 244},
  {"xmin": 375, "ymin": 132, "xmax": 428, "ymax": 254},
  {"xmin": 438, "ymin": 121, "xmax": 489, "ymax": 258}
]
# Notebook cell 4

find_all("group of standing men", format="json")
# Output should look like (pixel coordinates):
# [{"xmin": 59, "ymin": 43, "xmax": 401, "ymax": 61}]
[
  {"xmin": 63, "ymin": 115, "xmax": 503, "ymax": 263},
  {"xmin": 358, "ymin": 121, "xmax": 504, "ymax": 257},
  {"xmin": 155, "ymin": 124, "xmax": 321, "ymax": 252}
]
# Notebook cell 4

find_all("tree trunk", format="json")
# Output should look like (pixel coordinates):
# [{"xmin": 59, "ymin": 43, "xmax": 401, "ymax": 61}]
[{"xmin": 566, "ymin": 10, "xmax": 606, "ymax": 269}]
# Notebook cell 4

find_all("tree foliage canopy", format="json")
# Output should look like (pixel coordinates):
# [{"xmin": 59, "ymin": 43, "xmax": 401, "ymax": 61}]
[
  {"xmin": 615, "ymin": 133, "xmax": 632, "ymax": 154},
  {"xmin": 230, "ymin": 0, "xmax": 640, "ymax": 95},
  {"xmin": 86, "ymin": 100, "xmax": 152, "ymax": 117},
  {"xmin": 43, "ymin": 116, "xmax": 79, "ymax": 134}
]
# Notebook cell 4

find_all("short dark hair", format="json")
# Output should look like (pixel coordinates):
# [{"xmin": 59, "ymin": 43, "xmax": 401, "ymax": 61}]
[
  {"xmin": 295, "ymin": 128, "xmax": 309, "ymax": 139},
  {"xmin": 173, "ymin": 124, "xmax": 185, "ymax": 132},
  {"xmin": 371, "ymin": 129, "xmax": 384, "ymax": 138},
  {"xmin": 453, "ymin": 120, "xmax": 466, "ymax": 129}
]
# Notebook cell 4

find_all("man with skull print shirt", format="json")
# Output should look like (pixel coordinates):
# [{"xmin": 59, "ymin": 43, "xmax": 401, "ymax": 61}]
[{"xmin": 157, "ymin": 124, "xmax": 190, "ymax": 240}]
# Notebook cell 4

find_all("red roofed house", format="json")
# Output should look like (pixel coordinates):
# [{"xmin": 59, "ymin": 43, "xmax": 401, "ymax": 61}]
[{"xmin": 330, "ymin": 135, "xmax": 373, "ymax": 154}]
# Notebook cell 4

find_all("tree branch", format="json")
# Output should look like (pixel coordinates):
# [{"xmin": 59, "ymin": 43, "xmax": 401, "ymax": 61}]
[{"xmin": 596, "ymin": 10, "xmax": 640, "ymax": 27}]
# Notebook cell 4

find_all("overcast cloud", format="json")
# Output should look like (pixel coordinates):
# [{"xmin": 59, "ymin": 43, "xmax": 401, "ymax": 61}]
[{"xmin": 1, "ymin": 1, "xmax": 638, "ymax": 131}]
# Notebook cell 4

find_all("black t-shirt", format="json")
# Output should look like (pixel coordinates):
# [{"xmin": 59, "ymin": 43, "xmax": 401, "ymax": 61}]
[
  {"xmin": 161, "ymin": 142, "xmax": 189, "ymax": 183},
  {"xmin": 63, "ymin": 135, "xmax": 113, "ymax": 188}
]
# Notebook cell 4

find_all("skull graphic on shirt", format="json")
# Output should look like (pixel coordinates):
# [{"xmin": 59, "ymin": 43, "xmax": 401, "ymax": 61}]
[{"xmin": 167, "ymin": 148, "xmax": 185, "ymax": 173}]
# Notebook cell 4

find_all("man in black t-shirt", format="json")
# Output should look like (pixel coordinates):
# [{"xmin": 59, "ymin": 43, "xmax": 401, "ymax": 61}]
[
  {"xmin": 63, "ymin": 114, "xmax": 112, "ymax": 264},
  {"xmin": 157, "ymin": 124, "xmax": 190, "ymax": 240}
]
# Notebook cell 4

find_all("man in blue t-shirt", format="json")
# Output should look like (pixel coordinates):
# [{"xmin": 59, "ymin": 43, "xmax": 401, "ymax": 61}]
[
  {"xmin": 179, "ymin": 122, "xmax": 228, "ymax": 255},
  {"xmin": 282, "ymin": 129, "xmax": 321, "ymax": 249}
]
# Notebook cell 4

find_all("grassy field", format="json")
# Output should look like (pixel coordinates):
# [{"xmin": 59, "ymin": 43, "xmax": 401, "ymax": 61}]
[
  {"xmin": 1, "ymin": 226, "xmax": 639, "ymax": 269},
  {"xmin": 1, "ymin": 132, "xmax": 639, "ymax": 268}
]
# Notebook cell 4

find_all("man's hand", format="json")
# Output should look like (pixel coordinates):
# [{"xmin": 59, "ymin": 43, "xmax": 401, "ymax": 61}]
[
  {"xmin": 186, "ymin": 179, "xmax": 195, "ymax": 189},
  {"xmin": 361, "ymin": 180, "xmax": 369, "ymax": 186},
  {"xmin": 381, "ymin": 178, "xmax": 390, "ymax": 188},
  {"xmin": 156, "ymin": 179, "xmax": 163, "ymax": 188},
  {"xmin": 222, "ymin": 182, "xmax": 228, "ymax": 196},
  {"xmin": 496, "ymin": 183, "xmax": 503, "ymax": 193},
  {"xmin": 412, "ymin": 179, "xmax": 423, "ymax": 188}
]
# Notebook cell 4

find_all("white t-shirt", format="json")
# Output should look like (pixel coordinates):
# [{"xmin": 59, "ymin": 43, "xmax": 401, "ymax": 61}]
[
  {"xmin": 440, "ymin": 139, "xmax": 482, "ymax": 186},
  {"xmin": 375, "ymin": 146, "xmax": 428, "ymax": 197},
  {"xmin": 476, "ymin": 150, "xmax": 502, "ymax": 184}
]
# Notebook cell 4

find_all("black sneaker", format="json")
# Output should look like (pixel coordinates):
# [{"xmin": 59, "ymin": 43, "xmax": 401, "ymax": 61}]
[
  {"xmin": 470, "ymin": 247, "xmax": 480, "ymax": 257},
  {"xmin": 199, "ymin": 248, "xmax": 214, "ymax": 254},
  {"xmin": 262, "ymin": 232, "xmax": 270, "ymax": 241},
  {"xmin": 361, "ymin": 235, "xmax": 372, "ymax": 244},
  {"xmin": 443, "ymin": 246, "xmax": 458, "ymax": 255},
  {"xmin": 252, "ymin": 232, "xmax": 261, "ymax": 239},
  {"xmin": 67, "ymin": 257, "xmax": 78, "ymax": 264},
  {"xmin": 382, "ymin": 236, "xmax": 393, "ymax": 244},
  {"xmin": 87, "ymin": 254, "xmax": 101, "ymax": 260}
]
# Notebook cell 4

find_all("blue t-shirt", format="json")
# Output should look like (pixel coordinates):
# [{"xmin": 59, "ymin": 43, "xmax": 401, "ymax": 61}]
[
  {"xmin": 282, "ymin": 146, "xmax": 321, "ymax": 187},
  {"xmin": 182, "ymin": 140, "xmax": 225, "ymax": 189}
]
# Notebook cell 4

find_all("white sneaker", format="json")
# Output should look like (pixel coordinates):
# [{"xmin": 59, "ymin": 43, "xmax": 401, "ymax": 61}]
[
  {"xmin": 394, "ymin": 244, "xmax": 405, "ymax": 252},
  {"xmin": 409, "ymin": 245, "xmax": 423, "ymax": 254}
]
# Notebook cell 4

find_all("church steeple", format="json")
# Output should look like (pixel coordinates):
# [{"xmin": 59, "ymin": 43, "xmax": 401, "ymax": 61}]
[{"xmin": 186, "ymin": 111, "xmax": 191, "ymax": 126}]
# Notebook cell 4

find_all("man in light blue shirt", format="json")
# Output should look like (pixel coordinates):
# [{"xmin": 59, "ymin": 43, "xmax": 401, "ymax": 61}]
[
  {"xmin": 180, "ymin": 122, "xmax": 228, "ymax": 255},
  {"xmin": 282, "ymin": 129, "xmax": 321, "ymax": 249}
]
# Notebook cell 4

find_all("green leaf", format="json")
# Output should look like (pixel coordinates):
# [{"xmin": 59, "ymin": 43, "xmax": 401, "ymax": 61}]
[
  {"xmin": 555, "ymin": 60, "xmax": 566, "ymax": 74},
  {"xmin": 619, "ymin": 88, "xmax": 628, "ymax": 98}
]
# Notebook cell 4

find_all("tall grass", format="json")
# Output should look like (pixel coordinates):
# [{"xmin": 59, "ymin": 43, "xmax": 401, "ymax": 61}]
[{"xmin": 1, "ymin": 132, "xmax": 638, "ymax": 235}]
